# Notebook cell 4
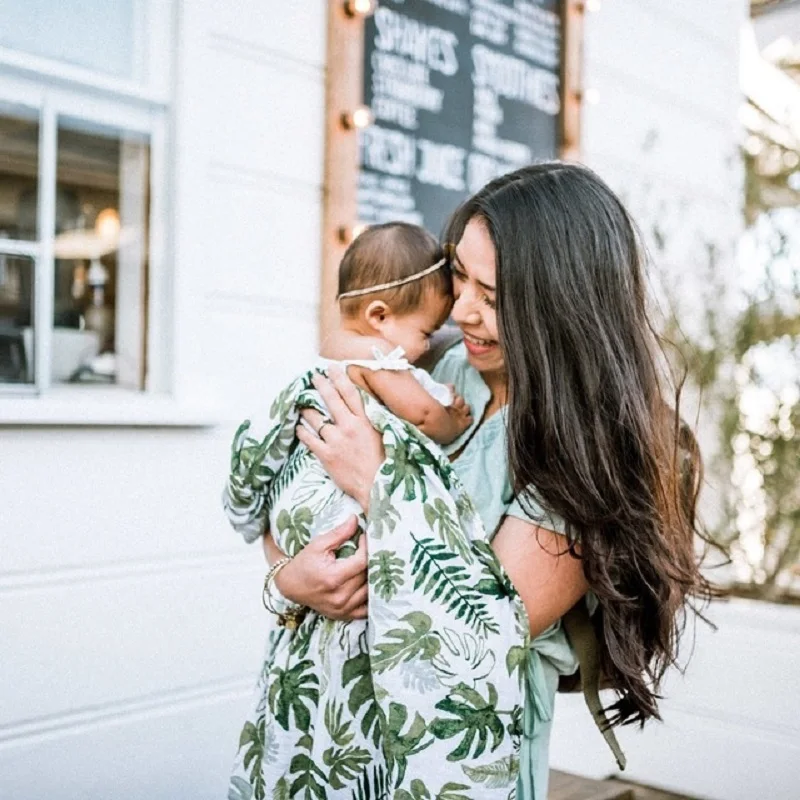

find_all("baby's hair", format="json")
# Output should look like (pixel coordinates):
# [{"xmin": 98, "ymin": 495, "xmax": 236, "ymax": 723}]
[{"xmin": 338, "ymin": 222, "xmax": 450, "ymax": 318}]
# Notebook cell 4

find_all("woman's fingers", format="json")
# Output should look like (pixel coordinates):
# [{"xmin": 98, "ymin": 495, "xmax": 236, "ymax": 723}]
[
  {"xmin": 345, "ymin": 584, "xmax": 368, "ymax": 613},
  {"xmin": 312, "ymin": 370, "xmax": 353, "ymax": 423},
  {"xmin": 327, "ymin": 365, "xmax": 367, "ymax": 417},
  {"xmin": 299, "ymin": 407, "xmax": 325, "ymax": 432},
  {"xmin": 334, "ymin": 532, "xmax": 368, "ymax": 580},
  {"xmin": 338, "ymin": 569, "xmax": 367, "ymax": 599},
  {"xmin": 296, "ymin": 421, "xmax": 327, "ymax": 457},
  {"xmin": 314, "ymin": 515, "xmax": 360, "ymax": 551}
]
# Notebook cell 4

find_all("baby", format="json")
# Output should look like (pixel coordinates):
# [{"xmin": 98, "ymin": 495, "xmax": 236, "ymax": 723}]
[
  {"xmin": 223, "ymin": 223, "xmax": 526, "ymax": 800},
  {"xmin": 322, "ymin": 221, "xmax": 471, "ymax": 445},
  {"xmin": 224, "ymin": 222, "xmax": 472, "ymax": 550}
]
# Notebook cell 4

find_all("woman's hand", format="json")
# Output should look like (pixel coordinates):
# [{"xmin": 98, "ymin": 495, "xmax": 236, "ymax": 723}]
[
  {"xmin": 272, "ymin": 516, "xmax": 369, "ymax": 620},
  {"xmin": 296, "ymin": 366, "xmax": 385, "ymax": 513}
]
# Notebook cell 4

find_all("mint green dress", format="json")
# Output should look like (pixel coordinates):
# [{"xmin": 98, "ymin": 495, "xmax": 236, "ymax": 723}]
[{"xmin": 432, "ymin": 343, "xmax": 579, "ymax": 800}]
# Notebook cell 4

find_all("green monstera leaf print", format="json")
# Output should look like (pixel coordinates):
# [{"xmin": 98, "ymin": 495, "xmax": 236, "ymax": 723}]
[
  {"xmin": 380, "ymin": 434, "xmax": 438, "ymax": 502},
  {"xmin": 371, "ymin": 612, "xmax": 441, "ymax": 673},
  {"xmin": 267, "ymin": 659, "xmax": 320, "ymax": 733},
  {"xmin": 383, "ymin": 702, "xmax": 433, "ymax": 788},
  {"xmin": 368, "ymin": 483, "xmax": 401, "ymax": 539},
  {"xmin": 323, "ymin": 744, "xmax": 372, "ymax": 789},
  {"xmin": 430, "ymin": 683, "xmax": 508, "ymax": 762},
  {"xmin": 236, "ymin": 719, "xmax": 267, "ymax": 800},
  {"xmin": 276, "ymin": 506, "xmax": 314, "ymax": 555},
  {"xmin": 368, "ymin": 550, "xmax": 405, "ymax": 601},
  {"xmin": 342, "ymin": 651, "xmax": 382, "ymax": 747},
  {"xmin": 462, "ymin": 753, "xmax": 520, "ymax": 789}
]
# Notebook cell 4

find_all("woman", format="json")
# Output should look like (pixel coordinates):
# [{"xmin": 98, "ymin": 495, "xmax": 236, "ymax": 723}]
[{"xmin": 266, "ymin": 163, "xmax": 710, "ymax": 798}]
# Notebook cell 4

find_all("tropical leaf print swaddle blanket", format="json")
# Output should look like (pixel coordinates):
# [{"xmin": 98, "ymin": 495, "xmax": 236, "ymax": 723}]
[{"xmin": 223, "ymin": 367, "xmax": 530, "ymax": 800}]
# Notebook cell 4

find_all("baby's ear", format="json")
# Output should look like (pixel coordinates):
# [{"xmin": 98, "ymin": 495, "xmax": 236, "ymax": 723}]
[{"xmin": 364, "ymin": 300, "xmax": 391, "ymax": 330}]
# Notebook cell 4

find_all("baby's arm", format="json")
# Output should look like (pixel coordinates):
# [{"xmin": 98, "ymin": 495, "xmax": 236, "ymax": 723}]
[{"xmin": 357, "ymin": 368, "xmax": 472, "ymax": 445}]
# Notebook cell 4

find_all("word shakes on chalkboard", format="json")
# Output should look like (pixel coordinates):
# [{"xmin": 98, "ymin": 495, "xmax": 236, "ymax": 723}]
[{"xmin": 358, "ymin": 0, "xmax": 563, "ymax": 238}]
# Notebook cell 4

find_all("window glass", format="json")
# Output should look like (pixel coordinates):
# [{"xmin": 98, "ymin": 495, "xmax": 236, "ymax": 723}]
[
  {"xmin": 0, "ymin": 105, "xmax": 39, "ymax": 241},
  {"xmin": 54, "ymin": 118, "xmax": 150, "ymax": 386},
  {"xmin": 0, "ymin": 253, "xmax": 35, "ymax": 383}
]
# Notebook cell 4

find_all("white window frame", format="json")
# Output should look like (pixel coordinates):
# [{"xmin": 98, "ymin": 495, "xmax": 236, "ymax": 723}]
[{"xmin": 0, "ymin": 2, "xmax": 210, "ymax": 425}]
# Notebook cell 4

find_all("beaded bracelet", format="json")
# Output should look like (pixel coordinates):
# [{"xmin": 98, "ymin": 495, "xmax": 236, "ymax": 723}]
[
  {"xmin": 262, "ymin": 556, "xmax": 292, "ymax": 613},
  {"xmin": 262, "ymin": 557, "xmax": 309, "ymax": 630}
]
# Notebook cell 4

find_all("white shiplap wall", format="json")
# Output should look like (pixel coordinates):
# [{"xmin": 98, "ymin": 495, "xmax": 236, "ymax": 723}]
[{"xmin": 0, "ymin": 2, "xmax": 326, "ymax": 798}]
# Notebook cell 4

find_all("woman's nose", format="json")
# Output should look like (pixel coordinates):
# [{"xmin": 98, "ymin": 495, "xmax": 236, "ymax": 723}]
[{"xmin": 451, "ymin": 292, "xmax": 482, "ymax": 326}]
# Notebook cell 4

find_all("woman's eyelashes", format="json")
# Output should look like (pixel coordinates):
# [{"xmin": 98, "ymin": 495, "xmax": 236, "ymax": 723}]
[{"xmin": 453, "ymin": 266, "xmax": 495, "ymax": 309}]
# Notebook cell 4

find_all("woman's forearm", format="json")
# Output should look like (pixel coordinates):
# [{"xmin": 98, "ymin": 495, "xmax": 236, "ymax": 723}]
[{"xmin": 262, "ymin": 530, "xmax": 284, "ymax": 567}]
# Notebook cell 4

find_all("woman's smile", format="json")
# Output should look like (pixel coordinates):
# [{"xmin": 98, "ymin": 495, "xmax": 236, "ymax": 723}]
[{"xmin": 462, "ymin": 330, "xmax": 498, "ymax": 356}]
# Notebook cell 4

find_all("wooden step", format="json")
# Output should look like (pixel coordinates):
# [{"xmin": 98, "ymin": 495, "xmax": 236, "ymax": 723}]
[
  {"xmin": 549, "ymin": 770, "xmax": 636, "ymax": 800},
  {"xmin": 607, "ymin": 779, "xmax": 699, "ymax": 800}
]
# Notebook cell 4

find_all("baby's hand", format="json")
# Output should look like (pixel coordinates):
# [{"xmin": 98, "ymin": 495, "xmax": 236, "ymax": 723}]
[{"xmin": 446, "ymin": 391, "xmax": 473, "ymax": 438}]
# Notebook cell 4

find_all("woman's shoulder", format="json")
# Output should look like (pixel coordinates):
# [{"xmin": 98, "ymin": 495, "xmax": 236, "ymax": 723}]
[{"xmin": 506, "ymin": 488, "xmax": 567, "ymax": 535}]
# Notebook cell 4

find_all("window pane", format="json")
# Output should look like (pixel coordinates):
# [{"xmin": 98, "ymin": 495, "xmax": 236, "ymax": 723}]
[
  {"xmin": 54, "ymin": 118, "xmax": 149, "ymax": 387},
  {"xmin": 0, "ymin": 105, "xmax": 39, "ymax": 241},
  {"xmin": 0, "ymin": 0, "xmax": 144, "ymax": 81},
  {"xmin": 0, "ymin": 253, "xmax": 34, "ymax": 383}
]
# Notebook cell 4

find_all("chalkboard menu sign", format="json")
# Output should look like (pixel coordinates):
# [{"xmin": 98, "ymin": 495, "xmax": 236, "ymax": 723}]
[{"xmin": 357, "ymin": 0, "xmax": 563, "ymax": 238}]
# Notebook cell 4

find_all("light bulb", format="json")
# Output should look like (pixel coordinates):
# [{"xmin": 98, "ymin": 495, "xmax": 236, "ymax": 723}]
[
  {"xmin": 344, "ymin": 0, "xmax": 377, "ymax": 18},
  {"xmin": 337, "ymin": 223, "xmax": 370, "ymax": 244},
  {"xmin": 341, "ymin": 106, "xmax": 375, "ymax": 130},
  {"xmin": 586, "ymin": 0, "xmax": 601, "ymax": 12},
  {"xmin": 95, "ymin": 208, "xmax": 120, "ymax": 240}
]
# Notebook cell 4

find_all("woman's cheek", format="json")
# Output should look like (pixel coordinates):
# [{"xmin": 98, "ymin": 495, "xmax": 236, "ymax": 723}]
[{"xmin": 486, "ymin": 309, "xmax": 499, "ymax": 340}]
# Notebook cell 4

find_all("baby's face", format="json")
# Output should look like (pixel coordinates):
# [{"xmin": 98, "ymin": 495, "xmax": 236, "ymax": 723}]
[{"xmin": 382, "ymin": 290, "xmax": 453, "ymax": 363}]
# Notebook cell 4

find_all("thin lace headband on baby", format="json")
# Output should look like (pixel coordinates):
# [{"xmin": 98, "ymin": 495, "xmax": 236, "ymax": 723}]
[{"xmin": 336, "ymin": 257, "xmax": 447, "ymax": 300}]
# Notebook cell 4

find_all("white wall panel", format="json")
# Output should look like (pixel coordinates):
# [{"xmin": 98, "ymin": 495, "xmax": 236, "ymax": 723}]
[
  {"xmin": 1, "ymin": 428, "xmax": 240, "ymax": 573},
  {"xmin": 582, "ymin": 79, "xmax": 738, "ymax": 206},
  {"xmin": 205, "ymin": 45, "xmax": 325, "ymax": 190},
  {"xmin": 204, "ymin": 305, "xmax": 318, "ymax": 419},
  {"xmin": 202, "ymin": 168, "xmax": 322, "ymax": 305},
  {"xmin": 584, "ymin": 3, "xmax": 738, "ymax": 124},
  {"xmin": 207, "ymin": 0, "xmax": 326, "ymax": 69},
  {"xmin": 1, "ymin": 565, "xmax": 265, "ymax": 728},
  {"xmin": 628, "ymin": 0, "xmax": 748, "ymax": 46},
  {"xmin": 0, "ymin": 687, "xmax": 252, "ymax": 800}
]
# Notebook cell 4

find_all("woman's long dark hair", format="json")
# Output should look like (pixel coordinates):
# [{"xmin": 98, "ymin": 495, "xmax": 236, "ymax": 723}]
[{"xmin": 445, "ymin": 162, "xmax": 714, "ymax": 727}]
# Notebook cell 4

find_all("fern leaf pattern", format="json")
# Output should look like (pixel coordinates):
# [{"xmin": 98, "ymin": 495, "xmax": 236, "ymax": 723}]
[{"xmin": 224, "ymin": 360, "xmax": 531, "ymax": 798}]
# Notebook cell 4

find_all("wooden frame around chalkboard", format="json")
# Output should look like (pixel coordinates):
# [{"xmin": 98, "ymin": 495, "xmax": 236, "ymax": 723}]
[
  {"xmin": 561, "ymin": 0, "xmax": 585, "ymax": 161},
  {"xmin": 319, "ymin": 0, "xmax": 585, "ymax": 343}
]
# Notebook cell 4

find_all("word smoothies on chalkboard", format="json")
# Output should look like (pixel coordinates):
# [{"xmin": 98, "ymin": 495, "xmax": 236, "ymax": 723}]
[{"xmin": 358, "ymin": 0, "xmax": 563, "ymax": 238}]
